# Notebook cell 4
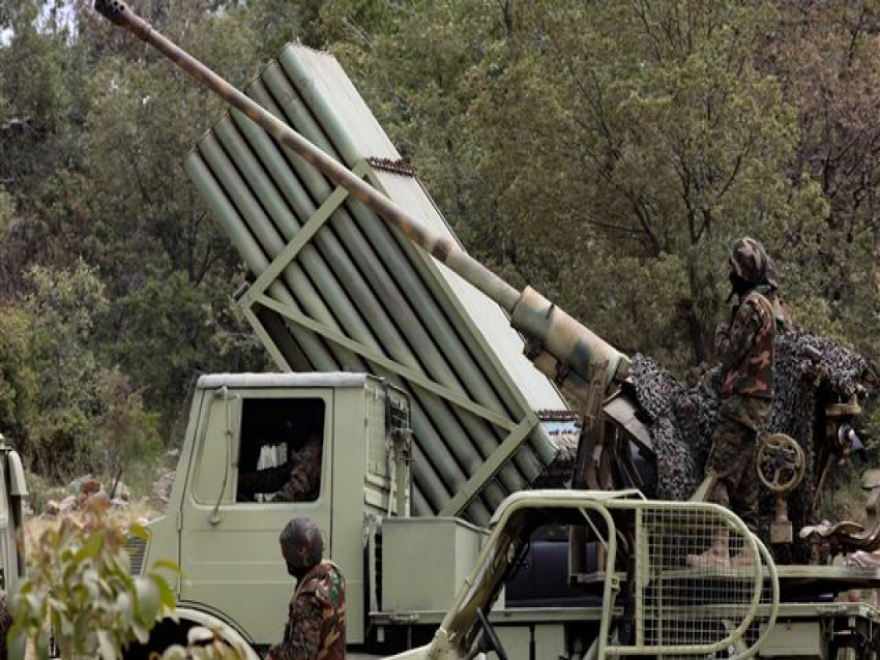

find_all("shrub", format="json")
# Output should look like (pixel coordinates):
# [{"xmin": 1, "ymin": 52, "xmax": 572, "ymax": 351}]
[{"xmin": 8, "ymin": 500, "xmax": 176, "ymax": 660}]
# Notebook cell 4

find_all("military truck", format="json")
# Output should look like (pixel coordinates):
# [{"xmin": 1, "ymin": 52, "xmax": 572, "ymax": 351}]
[{"xmin": 95, "ymin": 1, "xmax": 880, "ymax": 658}]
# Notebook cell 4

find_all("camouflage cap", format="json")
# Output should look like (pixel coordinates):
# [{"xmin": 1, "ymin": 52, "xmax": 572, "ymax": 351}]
[
  {"xmin": 727, "ymin": 237, "xmax": 777, "ymax": 288},
  {"xmin": 279, "ymin": 517, "xmax": 324, "ymax": 569}
]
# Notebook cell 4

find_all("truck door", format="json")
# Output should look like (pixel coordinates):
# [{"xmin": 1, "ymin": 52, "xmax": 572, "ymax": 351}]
[{"xmin": 178, "ymin": 387, "xmax": 333, "ymax": 644}]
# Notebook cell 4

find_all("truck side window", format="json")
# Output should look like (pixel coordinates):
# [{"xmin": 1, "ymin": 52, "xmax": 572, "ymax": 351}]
[{"xmin": 235, "ymin": 398, "xmax": 325, "ymax": 503}]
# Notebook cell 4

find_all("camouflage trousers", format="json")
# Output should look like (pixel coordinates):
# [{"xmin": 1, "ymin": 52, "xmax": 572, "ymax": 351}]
[{"xmin": 705, "ymin": 395, "xmax": 772, "ymax": 532}]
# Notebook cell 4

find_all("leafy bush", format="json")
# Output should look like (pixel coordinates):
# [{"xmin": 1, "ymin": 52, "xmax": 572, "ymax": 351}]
[
  {"xmin": 7, "ymin": 500, "xmax": 247, "ymax": 659},
  {"xmin": 8, "ymin": 500, "xmax": 176, "ymax": 660}
]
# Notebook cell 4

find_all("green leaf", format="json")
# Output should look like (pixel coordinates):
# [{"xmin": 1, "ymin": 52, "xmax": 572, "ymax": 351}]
[
  {"xmin": 73, "ymin": 531, "xmax": 105, "ymax": 564},
  {"xmin": 134, "ymin": 576, "xmax": 161, "ymax": 625},
  {"xmin": 115, "ymin": 591, "xmax": 134, "ymax": 624},
  {"xmin": 150, "ymin": 559, "xmax": 182, "ymax": 575},
  {"xmin": 128, "ymin": 523, "xmax": 149, "ymax": 540},
  {"xmin": 6, "ymin": 625, "xmax": 27, "ymax": 660},
  {"xmin": 98, "ymin": 630, "xmax": 117, "ymax": 660},
  {"xmin": 35, "ymin": 632, "xmax": 49, "ymax": 660},
  {"xmin": 73, "ymin": 615, "xmax": 90, "ymax": 651},
  {"xmin": 160, "ymin": 645, "xmax": 188, "ymax": 660},
  {"xmin": 24, "ymin": 592, "xmax": 43, "ymax": 615},
  {"xmin": 132, "ymin": 621, "xmax": 150, "ymax": 645},
  {"xmin": 150, "ymin": 574, "xmax": 176, "ymax": 613}
]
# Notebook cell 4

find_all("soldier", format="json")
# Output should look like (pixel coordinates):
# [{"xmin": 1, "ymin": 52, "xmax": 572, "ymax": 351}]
[
  {"xmin": 266, "ymin": 518, "xmax": 346, "ymax": 660},
  {"xmin": 238, "ymin": 432, "xmax": 323, "ymax": 503},
  {"xmin": 688, "ymin": 237, "xmax": 783, "ymax": 569}
]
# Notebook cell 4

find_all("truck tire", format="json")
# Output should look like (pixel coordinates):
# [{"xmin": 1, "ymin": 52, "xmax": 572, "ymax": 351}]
[{"xmin": 123, "ymin": 609, "xmax": 260, "ymax": 660}]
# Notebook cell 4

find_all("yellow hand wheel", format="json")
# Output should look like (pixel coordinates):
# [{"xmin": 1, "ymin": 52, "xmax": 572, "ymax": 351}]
[{"xmin": 757, "ymin": 433, "xmax": 805, "ymax": 493}]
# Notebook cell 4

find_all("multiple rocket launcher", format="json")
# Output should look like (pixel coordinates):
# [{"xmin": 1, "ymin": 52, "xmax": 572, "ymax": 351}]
[{"xmin": 95, "ymin": 0, "xmax": 631, "ymax": 524}]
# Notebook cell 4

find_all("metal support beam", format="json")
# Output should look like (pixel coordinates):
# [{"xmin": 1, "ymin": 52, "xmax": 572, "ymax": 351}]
[
  {"xmin": 248, "ymin": 292, "xmax": 516, "ymax": 431},
  {"xmin": 440, "ymin": 415, "xmax": 539, "ymax": 517}
]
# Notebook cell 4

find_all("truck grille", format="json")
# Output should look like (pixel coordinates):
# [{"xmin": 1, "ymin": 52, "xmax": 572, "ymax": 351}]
[{"xmin": 124, "ymin": 535, "xmax": 148, "ymax": 575}]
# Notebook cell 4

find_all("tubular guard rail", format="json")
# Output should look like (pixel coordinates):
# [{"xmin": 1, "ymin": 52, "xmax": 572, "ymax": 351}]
[{"xmin": 440, "ymin": 492, "xmax": 780, "ymax": 660}]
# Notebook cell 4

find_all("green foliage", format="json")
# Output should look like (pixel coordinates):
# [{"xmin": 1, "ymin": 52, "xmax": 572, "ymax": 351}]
[
  {"xmin": 322, "ymin": 0, "xmax": 506, "ymax": 237},
  {"xmin": 465, "ymin": 1, "xmax": 799, "ymax": 369},
  {"xmin": 0, "ymin": 305, "xmax": 35, "ymax": 443},
  {"xmin": 0, "ymin": 187, "xmax": 12, "ymax": 236},
  {"xmin": 0, "ymin": 0, "xmax": 91, "ymax": 192},
  {"xmin": 104, "ymin": 269, "xmax": 264, "ymax": 440},
  {"xmin": 763, "ymin": 3, "xmax": 880, "ymax": 354},
  {"xmin": 20, "ymin": 261, "xmax": 107, "ymax": 477},
  {"xmin": 96, "ymin": 369, "xmax": 162, "ymax": 493},
  {"xmin": 241, "ymin": 0, "xmax": 327, "ymax": 53},
  {"xmin": 7, "ymin": 501, "xmax": 244, "ymax": 658},
  {"xmin": 8, "ymin": 503, "xmax": 177, "ymax": 660}
]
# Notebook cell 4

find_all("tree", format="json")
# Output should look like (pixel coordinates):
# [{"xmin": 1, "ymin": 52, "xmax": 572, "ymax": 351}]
[
  {"xmin": 761, "ymin": 2, "xmax": 880, "ymax": 354},
  {"xmin": 20, "ymin": 260, "xmax": 107, "ymax": 478},
  {"xmin": 466, "ymin": 1, "xmax": 814, "ymax": 370},
  {"xmin": 317, "ymin": 1, "xmax": 833, "ymax": 373},
  {"xmin": 79, "ymin": 0, "xmax": 257, "ymax": 295},
  {"xmin": 103, "ymin": 268, "xmax": 265, "ymax": 441},
  {"xmin": 319, "ymin": 0, "xmax": 530, "ymax": 281},
  {"xmin": 0, "ymin": 0, "xmax": 90, "ymax": 194},
  {"xmin": 96, "ymin": 369, "xmax": 161, "ymax": 496},
  {"xmin": 0, "ymin": 305, "xmax": 34, "ymax": 444}
]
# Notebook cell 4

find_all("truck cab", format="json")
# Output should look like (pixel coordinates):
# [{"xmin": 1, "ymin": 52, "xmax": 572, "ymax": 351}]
[{"xmin": 131, "ymin": 372, "xmax": 412, "ymax": 652}]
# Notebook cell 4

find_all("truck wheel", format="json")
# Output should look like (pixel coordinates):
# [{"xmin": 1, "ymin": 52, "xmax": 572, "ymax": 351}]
[{"xmin": 123, "ymin": 619, "xmax": 194, "ymax": 659}]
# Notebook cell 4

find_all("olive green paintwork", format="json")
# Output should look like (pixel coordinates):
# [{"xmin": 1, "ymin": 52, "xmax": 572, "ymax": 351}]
[{"xmin": 138, "ymin": 372, "xmax": 412, "ymax": 647}]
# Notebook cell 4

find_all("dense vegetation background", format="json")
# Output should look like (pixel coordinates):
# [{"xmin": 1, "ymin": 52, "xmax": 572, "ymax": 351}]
[{"xmin": 1, "ymin": 0, "xmax": 879, "ymax": 494}]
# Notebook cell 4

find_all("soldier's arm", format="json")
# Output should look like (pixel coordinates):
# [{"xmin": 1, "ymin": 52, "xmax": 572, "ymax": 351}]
[
  {"xmin": 276, "ymin": 462, "xmax": 320, "ymax": 502},
  {"xmin": 714, "ymin": 301, "xmax": 762, "ymax": 371},
  {"xmin": 267, "ymin": 596, "xmax": 323, "ymax": 660},
  {"xmin": 276, "ymin": 440, "xmax": 322, "ymax": 503},
  {"xmin": 237, "ymin": 464, "xmax": 290, "ymax": 500}
]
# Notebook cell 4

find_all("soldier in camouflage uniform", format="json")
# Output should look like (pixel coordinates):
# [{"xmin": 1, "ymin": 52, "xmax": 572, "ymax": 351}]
[
  {"xmin": 266, "ymin": 518, "xmax": 346, "ymax": 660},
  {"xmin": 238, "ymin": 433, "xmax": 323, "ymax": 503},
  {"xmin": 688, "ymin": 237, "xmax": 784, "ymax": 569}
]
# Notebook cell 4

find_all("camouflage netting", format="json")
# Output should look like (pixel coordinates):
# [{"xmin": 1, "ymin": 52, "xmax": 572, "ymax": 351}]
[{"xmin": 632, "ymin": 330, "xmax": 874, "ymax": 561}]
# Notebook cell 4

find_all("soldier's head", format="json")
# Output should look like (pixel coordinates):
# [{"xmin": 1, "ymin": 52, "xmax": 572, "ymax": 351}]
[
  {"xmin": 279, "ymin": 517, "xmax": 324, "ymax": 580},
  {"xmin": 727, "ymin": 237, "xmax": 776, "ymax": 295}
]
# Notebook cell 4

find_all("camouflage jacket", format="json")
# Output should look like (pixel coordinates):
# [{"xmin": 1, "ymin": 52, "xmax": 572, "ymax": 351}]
[
  {"xmin": 239, "ymin": 435, "xmax": 323, "ymax": 502},
  {"xmin": 275, "ymin": 437, "xmax": 322, "ymax": 502},
  {"xmin": 717, "ymin": 290, "xmax": 776, "ymax": 398},
  {"xmin": 268, "ymin": 561, "xmax": 346, "ymax": 660}
]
